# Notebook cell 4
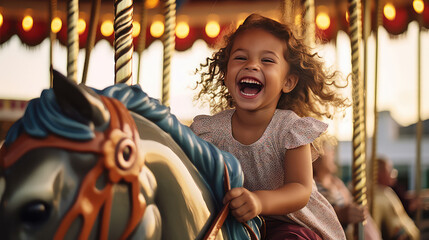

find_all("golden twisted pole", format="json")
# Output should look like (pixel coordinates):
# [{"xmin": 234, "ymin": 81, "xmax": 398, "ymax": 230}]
[
  {"xmin": 302, "ymin": 0, "xmax": 315, "ymax": 48},
  {"xmin": 370, "ymin": 0, "xmax": 382, "ymax": 215},
  {"xmin": 49, "ymin": 0, "xmax": 57, "ymax": 87},
  {"xmin": 161, "ymin": 0, "xmax": 176, "ymax": 106},
  {"xmin": 81, "ymin": 0, "xmax": 101, "ymax": 84},
  {"xmin": 137, "ymin": 0, "xmax": 147, "ymax": 85},
  {"xmin": 114, "ymin": 0, "xmax": 134, "ymax": 85},
  {"xmin": 67, "ymin": 0, "xmax": 79, "ymax": 83},
  {"xmin": 348, "ymin": 0, "xmax": 367, "ymax": 239}
]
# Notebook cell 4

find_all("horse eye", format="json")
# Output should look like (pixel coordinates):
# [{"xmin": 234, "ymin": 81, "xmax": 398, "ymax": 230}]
[
  {"xmin": 20, "ymin": 201, "xmax": 51, "ymax": 225},
  {"xmin": 122, "ymin": 145, "xmax": 132, "ymax": 161}
]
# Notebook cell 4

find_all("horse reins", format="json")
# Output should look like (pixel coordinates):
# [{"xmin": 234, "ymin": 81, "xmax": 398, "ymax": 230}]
[{"xmin": 203, "ymin": 162, "xmax": 263, "ymax": 240}]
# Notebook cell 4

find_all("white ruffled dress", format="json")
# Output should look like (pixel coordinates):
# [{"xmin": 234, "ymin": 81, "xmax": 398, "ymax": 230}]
[{"xmin": 190, "ymin": 109, "xmax": 346, "ymax": 240}]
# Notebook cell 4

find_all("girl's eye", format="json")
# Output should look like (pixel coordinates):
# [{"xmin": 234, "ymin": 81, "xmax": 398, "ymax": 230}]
[
  {"xmin": 262, "ymin": 58, "xmax": 275, "ymax": 63},
  {"xmin": 234, "ymin": 56, "xmax": 247, "ymax": 61}
]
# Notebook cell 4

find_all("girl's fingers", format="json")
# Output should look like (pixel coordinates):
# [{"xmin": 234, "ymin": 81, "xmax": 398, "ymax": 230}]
[{"xmin": 223, "ymin": 187, "xmax": 244, "ymax": 204}]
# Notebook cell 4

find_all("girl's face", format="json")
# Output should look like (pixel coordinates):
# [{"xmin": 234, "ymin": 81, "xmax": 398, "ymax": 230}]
[{"xmin": 225, "ymin": 28, "xmax": 297, "ymax": 112}]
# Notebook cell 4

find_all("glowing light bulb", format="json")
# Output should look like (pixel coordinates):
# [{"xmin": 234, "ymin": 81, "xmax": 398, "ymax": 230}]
[
  {"xmin": 145, "ymin": 0, "xmax": 159, "ymax": 9},
  {"xmin": 384, "ymin": 3, "xmax": 396, "ymax": 21},
  {"xmin": 176, "ymin": 21, "xmax": 189, "ymax": 39},
  {"xmin": 205, "ymin": 20, "xmax": 220, "ymax": 38},
  {"xmin": 413, "ymin": 0, "xmax": 424, "ymax": 14},
  {"xmin": 0, "ymin": 13, "xmax": 3, "ymax": 28},
  {"xmin": 316, "ymin": 12, "xmax": 330, "ymax": 30},
  {"xmin": 77, "ymin": 18, "xmax": 86, "ymax": 34},
  {"xmin": 51, "ymin": 17, "xmax": 62, "ymax": 33},
  {"xmin": 150, "ymin": 20, "xmax": 164, "ymax": 38},
  {"xmin": 101, "ymin": 20, "xmax": 114, "ymax": 37},
  {"xmin": 132, "ymin": 21, "xmax": 140, "ymax": 37},
  {"xmin": 22, "ymin": 15, "xmax": 33, "ymax": 32}
]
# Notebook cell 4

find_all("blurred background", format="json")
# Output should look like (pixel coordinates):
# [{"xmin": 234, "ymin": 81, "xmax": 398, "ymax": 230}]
[{"xmin": 0, "ymin": 0, "xmax": 429, "ymax": 236}]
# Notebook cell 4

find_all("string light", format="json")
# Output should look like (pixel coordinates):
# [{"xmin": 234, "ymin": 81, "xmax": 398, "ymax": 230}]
[
  {"xmin": 145, "ymin": 0, "xmax": 159, "ymax": 9},
  {"xmin": 51, "ymin": 17, "xmax": 62, "ymax": 33},
  {"xmin": 384, "ymin": 3, "xmax": 396, "ymax": 21},
  {"xmin": 100, "ymin": 20, "xmax": 114, "ymax": 37},
  {"xmin": 77, "ymin": 18, "xmax": 86, "ymax": 34},
  {"xmin": 22, "ymin": 15, "xmax": 33, "ymax": 32},
  {"xmin": 413, "ymin": 0, "xmax": 425, "ymax": 14},
  {"xmin": 150, "ymin": 20, "xmax": 164, "ymax": 38},
  {"xmin": 132, "ymin": 21, "xmax": 140, "ymax": 37},
  {"xmin": 316, "ymin": 12, "xmax": 330, "ymax": 30},
  {"xmin": 205, "ymin": 20, "xmax": 220, "ymax": 38},
  {"xmin": 175, "ymin": 21, "xmax": 189, "ymax": 39}
]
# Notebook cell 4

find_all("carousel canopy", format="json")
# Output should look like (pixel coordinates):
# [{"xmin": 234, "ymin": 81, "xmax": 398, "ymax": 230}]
[{"xmin": 0, "ymin": 0, "xmax": 428, "ymax": 51}]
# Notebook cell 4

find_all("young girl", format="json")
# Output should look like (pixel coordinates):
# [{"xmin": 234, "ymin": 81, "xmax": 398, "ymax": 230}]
[{"xmin": 190, "ymin": 14, "xmax": 347, "ymax": 239}]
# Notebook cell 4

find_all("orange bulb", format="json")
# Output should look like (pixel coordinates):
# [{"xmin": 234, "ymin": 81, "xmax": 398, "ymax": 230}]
[
  {"xmin": 101, "ymin": 20, "xmax": 114, "ymax": 37},
  {"xmin": 22, "ymin": 15, "xmax": 33, "ymax": 32}
]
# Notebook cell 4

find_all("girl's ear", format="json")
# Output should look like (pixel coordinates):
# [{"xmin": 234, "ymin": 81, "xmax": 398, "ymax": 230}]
[{"xmin": 282, "ymin": 74, "xmax": 298, "ymax": 93}]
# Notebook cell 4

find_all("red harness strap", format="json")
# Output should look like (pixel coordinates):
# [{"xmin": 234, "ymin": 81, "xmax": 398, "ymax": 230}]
[{"xmin": 203, "ymin": 162, "xmax": 263, "ymax": 240}]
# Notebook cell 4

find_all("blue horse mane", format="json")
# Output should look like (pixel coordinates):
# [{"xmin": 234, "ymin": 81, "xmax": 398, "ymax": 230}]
[{"xmin": 4, "ymin": 84, "xmax": 262, "ymax": 239}]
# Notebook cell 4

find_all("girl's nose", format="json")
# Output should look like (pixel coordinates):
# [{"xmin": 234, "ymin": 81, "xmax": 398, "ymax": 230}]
[{"xmin": 244, "ymin": 61, "xmax": 260, "ymax": 71}]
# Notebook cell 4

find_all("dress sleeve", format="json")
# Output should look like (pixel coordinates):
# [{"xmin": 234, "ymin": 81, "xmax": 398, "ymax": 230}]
[
  {"xmin": 284, "ymin": 117, "xmax": 328, "ymax": 161},
  {"xmin": 189, "ymin": 114, "xmax": 214, "ymax": 143}
]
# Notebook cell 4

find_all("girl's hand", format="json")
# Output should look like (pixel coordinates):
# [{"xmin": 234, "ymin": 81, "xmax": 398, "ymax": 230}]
[{"xmin": 223, "ymin": 187, "xmax": 262, "ymax": 222}]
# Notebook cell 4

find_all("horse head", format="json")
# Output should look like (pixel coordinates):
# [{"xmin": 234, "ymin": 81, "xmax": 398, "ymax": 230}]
[{"xmin": 0, "ymin": 71, "xmax": 263, "ymax": 239}]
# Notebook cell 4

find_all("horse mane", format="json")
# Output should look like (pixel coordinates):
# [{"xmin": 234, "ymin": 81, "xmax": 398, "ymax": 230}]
[{"xmin": 4, "ymin": 84, "xmax": 263, "ymax": 239}]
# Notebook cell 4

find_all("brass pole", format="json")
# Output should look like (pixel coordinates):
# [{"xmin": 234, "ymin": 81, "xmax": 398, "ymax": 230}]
[
  {"xmin": 348, "ymin": 0, "xmax": 367, "ymax": 239},
  {"xmin": 114, "ymin": 0, "xmax": 134, "ymax": 85},
  {"xmin": 161, "ymin": 0, "xmax": 176, "ymax": 106},
  {"xmin": 415, "ymin": 12, "xmax": 423, "ymax": 228},
  {"xmin": 67, "ymin": 0, "xmax": 79, "ymax": 83},
  {"xmin": 302, "ymin": 0, "xmax": 315, "ymax": 48},
  {"xmin": 81, "ymin": 0, "xmax": 101, "ymax": 85},
  {"xmin": 137, "ymin": 0, "xmax": 147, "ymax": 85},
  {"xmin": 49, "ymin": 0, "xmax": 57, "ymax": 87},
  {"xmin": 370, "ymin": 0, "xmax": 382, "ymax": 215}
]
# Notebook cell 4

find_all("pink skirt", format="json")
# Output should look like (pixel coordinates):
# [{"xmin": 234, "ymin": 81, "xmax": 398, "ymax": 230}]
[{"xmin": 264, "ymin": 218, "xmax": 323, "ymax": 240}]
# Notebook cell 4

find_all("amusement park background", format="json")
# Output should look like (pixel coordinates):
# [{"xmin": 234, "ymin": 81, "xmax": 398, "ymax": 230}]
[{"xmin": 1, "ymin": 0, "xmax": 429, "ymax": 234}]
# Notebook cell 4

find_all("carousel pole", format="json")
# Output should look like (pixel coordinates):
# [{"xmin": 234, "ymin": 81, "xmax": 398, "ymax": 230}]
[
  {"xmin": 280, "ymin": 0, "xmax": 294, "ymax": 24},
  {"xmin": 49, "ymin": 0, "xmax": 57, "ymax": 87},
  {"xmin": 114, "ymin": 0, "xmax": 134, "ymax": 85},
  {"xmin": 67, "ymin": 0, "xmax": 79, "ymax": 83},
  {"xmin": 136, "ymin": 0, "xmax": 147, "ymax": 85},
  {"xmin": 161, "ymin": 0, "xmax": 176, "ymax": 106},
  {"xmin": 369, "ymin": 0, "xmax": 382, "ymax": 215},
  {"xmin": 348, "ymin": 0, "xmax": 367, "ymax": 239},
  {"xmin": 81, "ymin": 0, "xmax": 101, "ymax": 85},
  {"xmin": 415, "ymin": 2, "xmax": 423, "ymax": 227},
  {"xmin": 302, "ymin": 0, "xmax": 315, "ymax": 48}
]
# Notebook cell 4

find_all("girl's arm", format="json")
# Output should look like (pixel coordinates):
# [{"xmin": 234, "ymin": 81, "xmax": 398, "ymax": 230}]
[{"xmin": 223, "ymin": 144, "xmax": 313, "ymax": 222}]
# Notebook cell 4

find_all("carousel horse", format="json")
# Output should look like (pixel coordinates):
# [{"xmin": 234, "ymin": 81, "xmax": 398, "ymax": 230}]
[{"xmin": 0, "ymin": 71, "xmax": 263, "ymax": 239}]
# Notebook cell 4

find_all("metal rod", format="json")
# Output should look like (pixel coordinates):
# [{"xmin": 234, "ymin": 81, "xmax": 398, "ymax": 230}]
[
  {"xmin": 81, "ymin": 0, "xmax": 101, "ymax": 85},
  {"xmin": 137, "ymin": 0, "xmax": 147, "ymax": 85},
  {"xmin": 49, "ymin": 0, "xmax": 57, "ymax": 87},
  {"xmin": 67, "ymin": 0, "xmax": 79, "ymax": 83},
  {"xmin": 114, "ymin": 0, "xmax": 134, "ymax": 85},
  {"xmin": 370, "ymin": 0, "xmax": 381, "ymax": 215},
  {"xmin": 161, "ymin": 0, "xmax": 176, "ymax": 106},
  {"xmin": 348, "ymin": 0, "xmax": 367, "ymax": 239},
  {"xmin": 303, "ymin": 0, "xmax": 315, "ymax": 48},
  {"xmin": 415, "ymin": 12, "xmax": 423, "ymax": 228}
]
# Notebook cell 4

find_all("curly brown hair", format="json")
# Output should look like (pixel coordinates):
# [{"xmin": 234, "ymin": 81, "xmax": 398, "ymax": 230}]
[{"xmin": 195, "ymin": 13, "xmax": 348, "ymax": 119}]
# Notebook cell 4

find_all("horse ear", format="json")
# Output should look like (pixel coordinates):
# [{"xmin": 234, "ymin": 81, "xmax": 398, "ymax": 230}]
[{"xmin": 52, "ymin": 70, "xmax": 110, "ymax": 128}]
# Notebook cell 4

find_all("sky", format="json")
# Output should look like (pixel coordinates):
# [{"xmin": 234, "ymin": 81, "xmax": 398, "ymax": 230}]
[{"xmin": 0, "ymin": 22, "xmax": 428, "ymax": 141}]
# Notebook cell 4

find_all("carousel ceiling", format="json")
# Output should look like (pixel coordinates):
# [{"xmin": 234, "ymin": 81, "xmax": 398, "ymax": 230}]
[{"xmin": 0, "ymin": 0, "xmax": 428, "ymax": 51}]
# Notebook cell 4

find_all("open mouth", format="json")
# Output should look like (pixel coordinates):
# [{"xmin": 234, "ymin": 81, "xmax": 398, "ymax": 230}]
[{"xmin": 238, "ymin": 78, "xmax": 263, "ymax": 96}]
